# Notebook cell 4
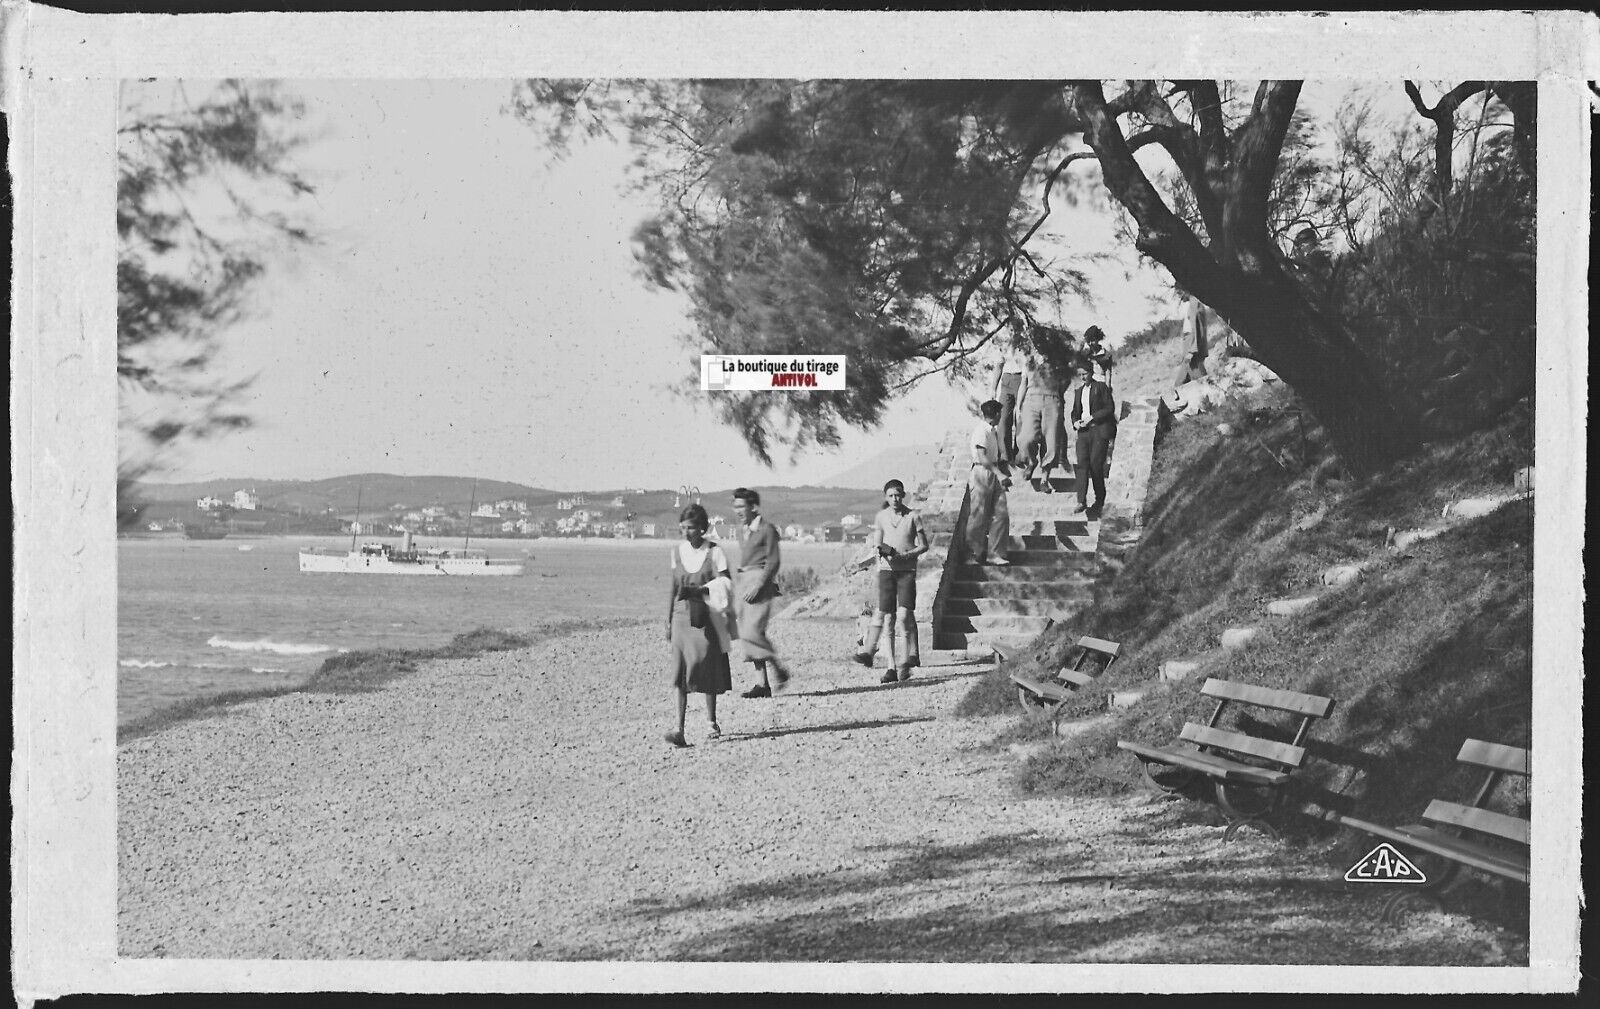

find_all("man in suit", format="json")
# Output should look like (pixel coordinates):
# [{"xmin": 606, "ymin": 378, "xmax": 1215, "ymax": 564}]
[
  {"xmin": 1070, "ymin": 356, "xmax": 1118, "ymax": 518},
  {"xmin": 731, "ymin": 487, "xmax": 792, "ymax": 698}
]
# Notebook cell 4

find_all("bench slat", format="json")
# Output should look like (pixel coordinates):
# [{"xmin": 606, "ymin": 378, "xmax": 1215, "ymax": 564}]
[
  {"xmin": 1456, "ymin": 739, "xmax": 1529, "ymax": 777},
  {"xmin": 1116, "ymin": 739, "xmax": 1291, "ymax": 787},
  {"xmin": 1199, "ymin": 677, "xmax": 1335, "ymax": 719},
  {"xmin": 1076, "ymin": 635, "xmax": 1122, "ymax": 659},
  {"xmin": 1328, "ymin": 815, "xmax": 1530, "ymax": 884},
  {"xmin": 1180, "ymin": 722, "xmax": 1307, "ymax": 770},
  {"xmin": 1058, "ymin": 669, "xmax": 1097, "ymax": 688},
  {"xmin": 1421, "ymin": 799, "xmax": 1530, "ymax": 846}
]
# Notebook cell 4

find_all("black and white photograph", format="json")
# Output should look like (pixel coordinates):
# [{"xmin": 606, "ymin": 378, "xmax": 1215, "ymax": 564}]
[{"xmin": 10, "ymin": 8, "xmax": 1589, "ymax": 996}]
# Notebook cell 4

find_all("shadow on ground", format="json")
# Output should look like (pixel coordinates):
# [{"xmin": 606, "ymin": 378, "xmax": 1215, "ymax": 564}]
[
  {"xmin": 721, "ymin": 715, "xmax": 935, "ymax": 742},
  {"xmin": 542, "ymin": 799, "xmax": 1527, "ymax": 965}
]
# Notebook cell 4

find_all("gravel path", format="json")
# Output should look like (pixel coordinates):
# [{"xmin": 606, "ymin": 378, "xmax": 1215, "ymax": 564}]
[{"xmin": 119, "ymin": 618, "xmax": 1525, "ymax": 965}]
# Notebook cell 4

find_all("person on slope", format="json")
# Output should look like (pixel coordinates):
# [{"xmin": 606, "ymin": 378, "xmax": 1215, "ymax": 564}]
[{"xmin": 854, "ymin": 478, "xmax": 932, "ymax": 683}]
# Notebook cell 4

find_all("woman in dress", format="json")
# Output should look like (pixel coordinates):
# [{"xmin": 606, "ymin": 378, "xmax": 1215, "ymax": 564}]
[{"xmin": 664, "ymin": 503, "xmax": 734, "ymax": 747}]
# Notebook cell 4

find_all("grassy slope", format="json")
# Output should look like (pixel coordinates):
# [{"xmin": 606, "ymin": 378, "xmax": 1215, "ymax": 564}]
[{"xmin": 957, "ymin": 381, "xmax": 1533, "ymax": 918}]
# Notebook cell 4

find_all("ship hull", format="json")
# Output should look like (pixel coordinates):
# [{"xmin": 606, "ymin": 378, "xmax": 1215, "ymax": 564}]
[{"xmin": 298, "ymin": 551, "xmax": 524, "ymax": 576}]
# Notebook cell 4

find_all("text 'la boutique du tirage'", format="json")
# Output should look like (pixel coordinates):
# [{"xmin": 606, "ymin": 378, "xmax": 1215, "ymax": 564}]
[{"xmin": 700, "ymin": 355, "xmax": 849, "ymax": 391}]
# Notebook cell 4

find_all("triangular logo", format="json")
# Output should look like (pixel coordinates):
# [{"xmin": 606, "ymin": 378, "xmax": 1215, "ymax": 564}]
[{"xmin": 1344, "ymin": 842, "xmax": 1428, "ymax": 884}]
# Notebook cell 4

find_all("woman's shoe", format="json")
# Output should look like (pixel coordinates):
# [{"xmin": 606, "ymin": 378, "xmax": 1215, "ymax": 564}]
[
  {"xmin": 741, "ymin": 684, "xmax": 772, "ymax": 699},
  {"xmin": 664, "ymin": 730, "xmax": 689, "ymax": 748},
  {"xmin": 707, "ymin": 722, "xmax": 722, "ymax": 740},
  {"xmin": 897, "ymin": 665, "xmax": 913, "ymax": 682},
  {"xmin": 879, "ymin": 669, "xmax": 899, "ymax": 684}
]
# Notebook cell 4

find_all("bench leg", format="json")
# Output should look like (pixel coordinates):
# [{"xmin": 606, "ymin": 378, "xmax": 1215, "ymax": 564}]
[
  {"xmin": 1136, "ymin": 758, "xmax": 1197, "ymax": 795},
  {"xmin": 1217, "ymin": 783, "xmax": 1282, "ymax": 842},
  {"xmin": 1380, "ymin": 888, "xmax": 1444, "ymax": 926}
]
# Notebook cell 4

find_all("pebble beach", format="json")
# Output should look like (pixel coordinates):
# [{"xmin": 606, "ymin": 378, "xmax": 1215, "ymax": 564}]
[{"xmin": 118, "ymin": 616, "xmax": 1526, "ymax": 965}]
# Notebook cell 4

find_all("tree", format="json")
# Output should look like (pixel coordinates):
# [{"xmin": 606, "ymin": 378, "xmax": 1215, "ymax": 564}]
[
  {"xmin": 117, "ymin": 80, "xmax": 316, "ymax": 526},
  {"xmin": 513, "ymin": 79, "xmax": 1535, "ymax": 474},
  {"xmin": 510, "ymin": 79, "xmax": 1097, "ymax": 465}
]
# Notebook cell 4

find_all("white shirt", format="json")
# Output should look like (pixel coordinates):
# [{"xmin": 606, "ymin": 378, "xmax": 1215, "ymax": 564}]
[
  {"xmin": 673, "ymin": 541, "xmax": 729, "ymax": 574},
  {"xmin": 971, "ymin": 421, "xmax": 1001, "ymax": 467}
]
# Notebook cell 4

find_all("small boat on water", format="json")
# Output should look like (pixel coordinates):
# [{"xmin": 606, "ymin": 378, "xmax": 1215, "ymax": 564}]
[
  {"xmin": 183, "ymin": 523, "xmax": 229, "ymax": 540},
  {"xmin": 299, "ymin": 531, "xmax": 524, "ymax": 576}
]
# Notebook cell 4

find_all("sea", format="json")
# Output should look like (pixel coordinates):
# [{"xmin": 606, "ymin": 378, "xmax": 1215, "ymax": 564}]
[{"xmin": 118, "ymin": 533, "xmax": 860, "ymax": 728}]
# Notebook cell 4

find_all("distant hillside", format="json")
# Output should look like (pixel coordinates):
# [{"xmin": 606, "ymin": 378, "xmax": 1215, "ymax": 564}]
[
  {"xmin": 129, "ymin": 475, "xmax": 888, "ymax": 536},
  {"xmin": 131, "ymin": 474, "xmax": 557, "ymax": 513},
  {"xmin": 820, "ymin": 442, "xmax": 947, "ymax": 490}
]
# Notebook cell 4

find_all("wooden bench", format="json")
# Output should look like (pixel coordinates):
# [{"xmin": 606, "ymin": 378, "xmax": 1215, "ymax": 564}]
[
  {"xmin": 1325, "ymin": 738, "xmax": 1529, "ymax": 923},
  {"xmin": 1117, "ymin": 677, "xmax": 1336, "ymax": 840},
  {"xmin": 1009, "ymin": 635, "xmax": 1121, "ymax": 734}
]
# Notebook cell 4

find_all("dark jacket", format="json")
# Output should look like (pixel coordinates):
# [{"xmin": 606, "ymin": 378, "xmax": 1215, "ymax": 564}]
[{"xmin": 1070, "ymin": 379, "xmax": 1119, "ymax": 430}]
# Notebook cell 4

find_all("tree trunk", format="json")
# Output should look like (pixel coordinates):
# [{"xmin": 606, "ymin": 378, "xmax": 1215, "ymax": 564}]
[{"xmin": 1211, "ymin": 267, "xmax": 1419, "ymax": 474}]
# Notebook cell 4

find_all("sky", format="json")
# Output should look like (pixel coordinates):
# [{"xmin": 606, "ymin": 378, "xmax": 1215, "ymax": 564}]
[{"xmin": 136, "ymin": 78, "xmax": 1397, "ymax": 493}]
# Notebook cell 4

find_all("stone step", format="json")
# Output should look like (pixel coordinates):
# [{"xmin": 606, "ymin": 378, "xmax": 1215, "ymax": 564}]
[
  {"xmin": 1266, "ymin": 596, "xmax": 1320, "ymax": 617},
  {"xmin": 946, "ymin": 576, "xmax": 1097, "ymax": 599},
  {"xmin": 1219, "ymin": 627, "xmax": 1260, "ymax": 650},
  {"xmin": 1158, "ymin": 659, "xmax": 1204, "ymax": 682},
  {"xmin": 937, "ymin": 614, "xmax": 1056, "ymax": 636},
  {"xmin": 932, "ymin": 630, "xmax": 1041, "ymax": 654},
  {"xmin": 1108, "ymin": 688, "xmax": 1149, "ymax": 710},
  {"xmin": 942, "ymin": 597, "xmax": 1074, "ymax": 618}
]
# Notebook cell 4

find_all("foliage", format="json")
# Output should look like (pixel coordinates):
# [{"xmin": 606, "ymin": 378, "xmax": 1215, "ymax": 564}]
[
  {"xmin": 510, "ymin": 79, "xmax": 1098, "ymax": 465},
  {"xmin": 118, "ymin": 80, "xmax": 317, "ymax": 526},
  {"xmin": 510, "ymin": 79, "xmax": 1536, "ymax": 475},
  {"xmin": 775, "ymin": 565, "xmax": 821, "ymax": 599},
  {"xmin": 1317, "ymin": 95, "xmax": 1534, "ymax": 438}
]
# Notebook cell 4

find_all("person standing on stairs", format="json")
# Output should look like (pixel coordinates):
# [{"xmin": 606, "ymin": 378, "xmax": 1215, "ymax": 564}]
[
  {"xmin": 1071, "ymin": 356, "xmax": 1118, "ymax": 519},
  {"xmin": 855, "ymin": 479, "xmax": 931, "ymax": 683},
  {"xmin": 965, "ymin": 400, "xmax": 1013, "ymax": 567},
  {"xmin": 1015, "ymin": 329, "xmax": 1070, "ymax": 493},
  {"xmin": 989, "ymin": 319, "xmax": 1030, "ymax": 469}
]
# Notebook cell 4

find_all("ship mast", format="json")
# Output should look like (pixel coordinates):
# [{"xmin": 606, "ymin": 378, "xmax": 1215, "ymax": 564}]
[
  {"xmin": 464, "ymin": 479, "xmax": 476, "ymax": 551},
  {"xmin": 350, "ymin": 483, "xmax": 364, "ymax": 551}
]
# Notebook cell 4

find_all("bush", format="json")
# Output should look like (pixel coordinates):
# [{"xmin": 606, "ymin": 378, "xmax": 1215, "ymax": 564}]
[{"xmin": 776, "ymin": 565, "xmax": 821, "ymax": 598}]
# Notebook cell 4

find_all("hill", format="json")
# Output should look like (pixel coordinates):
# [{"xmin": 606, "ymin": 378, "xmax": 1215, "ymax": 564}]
[
  {"xmin": 130, "ymin": 474, "xmax": 558, "ymax": 513},
  {"xmin": 819, "ymin": 442, "xmax": 945, "ymax": 490},
  {"xmin": 959, "ymin": 381, "xmax": 1533, "ymax": 931}
]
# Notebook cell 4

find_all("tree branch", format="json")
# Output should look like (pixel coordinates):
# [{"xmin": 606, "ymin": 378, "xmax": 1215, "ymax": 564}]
[{"xmin": 1404, "ymin": 80, "xmax": 1490, "ymax": 197}]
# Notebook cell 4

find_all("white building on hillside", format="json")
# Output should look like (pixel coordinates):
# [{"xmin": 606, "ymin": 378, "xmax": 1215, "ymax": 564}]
[
  {"xmin": 196, "ymin": 495, "xmax": 224, "ymax": 510},
  {"xmin": 232, "ymin": 489, "xmax": 259, "ymax": 511}
]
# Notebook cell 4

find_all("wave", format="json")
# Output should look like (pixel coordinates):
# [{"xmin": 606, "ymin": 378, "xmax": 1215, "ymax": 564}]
[
  {"xmin": 205, "ymin": 635, "xmax": 336, "ymax": 656},
  {"xmin": 121, "ymin": 658, "xmax": 290, "ymax": 674}
]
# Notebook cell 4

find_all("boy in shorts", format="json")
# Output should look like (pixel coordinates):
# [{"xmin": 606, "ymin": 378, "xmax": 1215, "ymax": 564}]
[{"xmin": 854, "ymin": 479, "xmax": 931, "ymax": 683}]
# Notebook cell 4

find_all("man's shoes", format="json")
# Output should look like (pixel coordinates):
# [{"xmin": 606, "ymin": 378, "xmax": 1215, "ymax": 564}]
[
  {"xmin": 664, "ymin": 730, "xmax": 689, "ymax": 748},
  {"xmin": 741, "ymin": 684, "xmax": 772, "ymax": 699},
  {"xmin": 897, "ymin": 666, "xmax": 913, "ymax": 682},
  {"xmin": 851, "ymin": 650, "xmax": 875, "ymax": 667},
  {"xmin": 970, "ymin": 555, "xmax": 988, "ymax": 565},
  {"xmin": 770, "ymin": 661, "xmax": 793, "ymax": 693},
  {"xmin": 988, "ymin": 556, "xmax": 1011, "ymax": 566},
  {"xmin": 880, "ymin": 669, "xmax": 899, "ymax": 684}
]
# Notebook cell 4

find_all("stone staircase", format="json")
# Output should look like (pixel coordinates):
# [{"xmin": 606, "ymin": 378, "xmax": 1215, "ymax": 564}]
[{"xmin": 932, "ymin": 473, "xmax": 1104, "ymax": 653}]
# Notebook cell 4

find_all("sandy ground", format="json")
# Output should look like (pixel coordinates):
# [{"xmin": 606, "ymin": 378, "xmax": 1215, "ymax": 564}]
[{"xmin": 119, "ymin": 617, "xmax": 1525, "ymax": 966}]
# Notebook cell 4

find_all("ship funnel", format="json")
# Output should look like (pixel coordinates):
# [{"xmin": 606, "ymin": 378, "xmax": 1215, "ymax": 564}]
[{"xmin": 401, "ymin": 530, "xmax": 415, "ymax": 553}]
